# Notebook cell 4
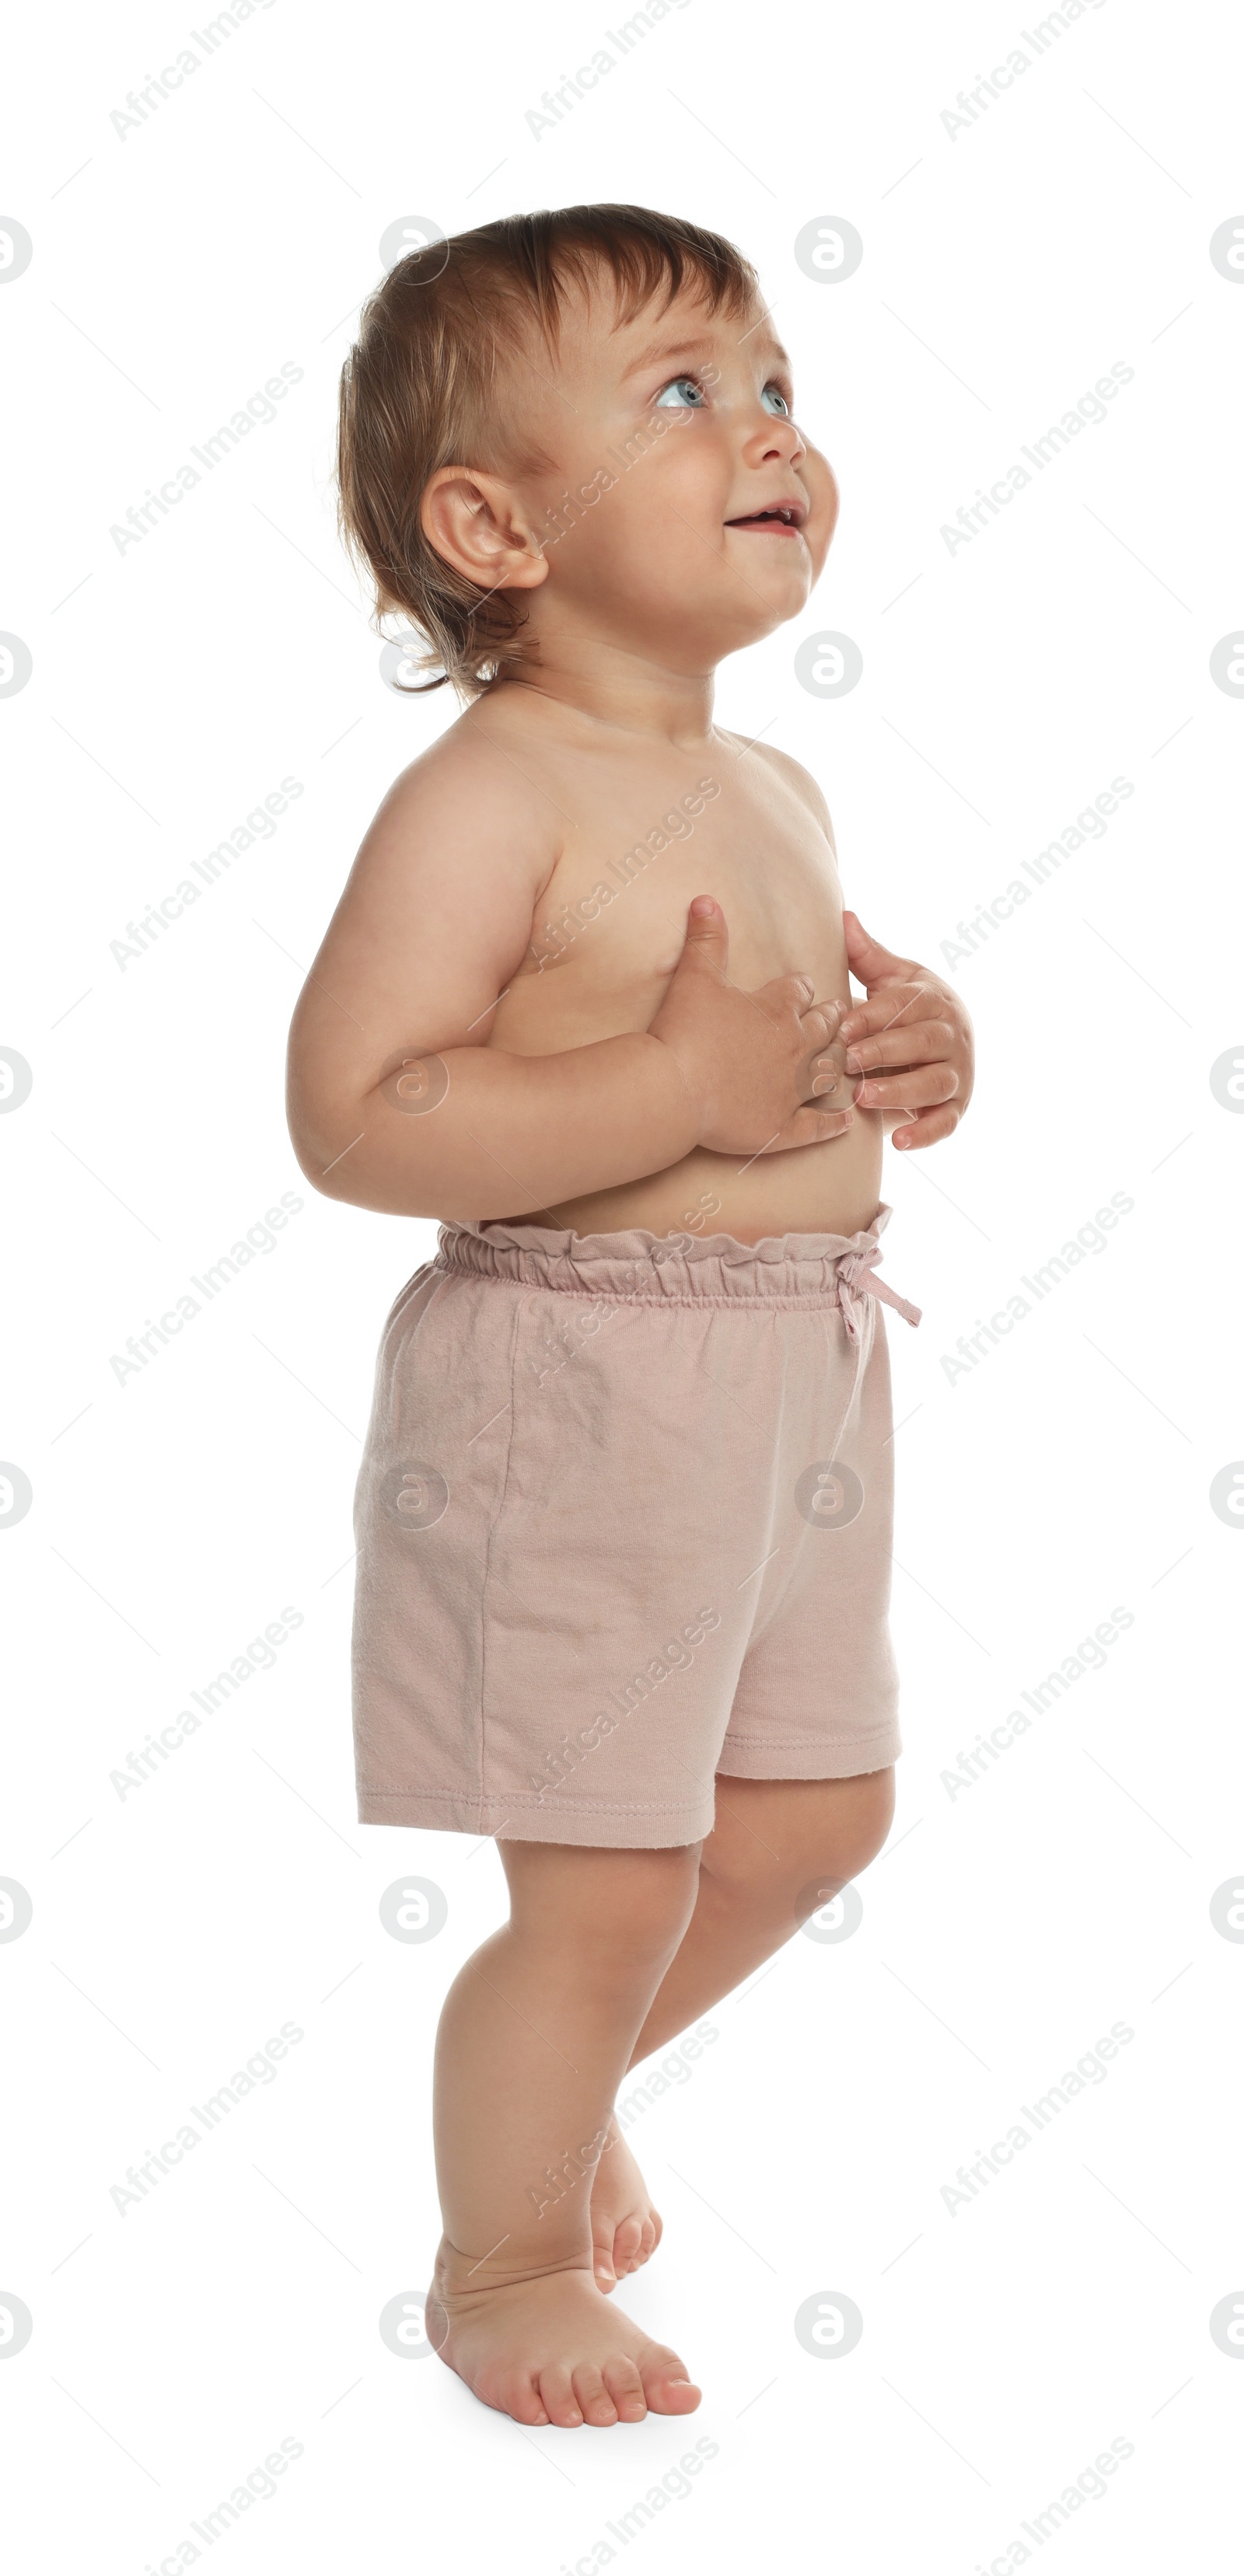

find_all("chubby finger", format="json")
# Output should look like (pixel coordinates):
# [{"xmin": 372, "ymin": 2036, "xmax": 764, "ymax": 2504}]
[
  {"xmin": 893, "ymin": 1103, "xmax": 963, "ymax": 1149},
  {"xmin": 769, "ymin": 972, "xmax": 818, "ymax": 1008},
  {"xmin": 842, "ymin": 912, "xmax": 919, "ymax": 984},
  {"xmin": 764, "ymin": 1104, "xmax": 854, "ymax": 1152},
  {"xmin": 747, "ymin": 981, "xmax": 806, "ymax": 1036},
  {"xmin": 795, "ymin": 1004, "xmax": 837, "ymax": 1049},
  {"xmin": 847, "ymin": 1021, "xmax": 959, "ymax": 1075},
  {"xmin": 856, "ymin": 1063, "xmax": 959, "ymax": 1109},
  {"xmin": 837, "ymin": 983, "xmax": 934, "ymax": 1046}
]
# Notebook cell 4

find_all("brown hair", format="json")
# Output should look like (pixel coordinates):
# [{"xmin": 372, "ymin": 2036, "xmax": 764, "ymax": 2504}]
[{"xmin": 336, "ymin": 204, "xmax": 759, "ymax": 702}]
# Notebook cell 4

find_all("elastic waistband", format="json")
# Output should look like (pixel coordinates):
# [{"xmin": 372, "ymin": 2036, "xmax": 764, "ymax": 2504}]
[{"xmin": 435, "ymin": 1206, "xmax": 921, "ymax": 1335}]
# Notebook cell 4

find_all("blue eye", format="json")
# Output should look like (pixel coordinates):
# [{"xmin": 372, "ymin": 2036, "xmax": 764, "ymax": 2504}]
[
  {"xmin": 761, "ymin": 383, "xmax": 791, "ymax": 416},
  {"xmin": 654, "ymin": 375, "xmax": 704, "ymax": 408}
]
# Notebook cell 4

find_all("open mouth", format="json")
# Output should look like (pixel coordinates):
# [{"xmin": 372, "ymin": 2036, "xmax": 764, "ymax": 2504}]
[{"xmin": 725, "ymin": 504, "xmax": 805, "ymax": 536}]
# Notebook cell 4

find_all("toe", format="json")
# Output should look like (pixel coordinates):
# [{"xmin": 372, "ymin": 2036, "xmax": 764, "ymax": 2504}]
[
  {"xmin": 571, "ymin": 2365, "xmax": 619, "ymax": 2428},
  {"xmin": 491, "ymin": 2371, "xmax": 550, "ymax": 2427},
  {"xmin": 613, "ymin": 2215, "xmax": 645, "ymax": 2275},
  {"xmin": 641, "ymin": 2344, "xmax": 701, "ymax": 2415},
  {"xmin": 537, "ymin": 2365, "xmax": 584, "ymax": 2429},
  {"xmin": 601, "ymin": 2357, "xmax": 648, "ymax": 2424},
  {"xmin": 592, "ymin": 2215, "xmax": 618, "ymax": 2291}
]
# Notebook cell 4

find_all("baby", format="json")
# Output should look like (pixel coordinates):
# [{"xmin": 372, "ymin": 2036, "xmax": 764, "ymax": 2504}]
[{"xmin": 287, "ymin": 204, "xmax": 973, "ymax": 2431}]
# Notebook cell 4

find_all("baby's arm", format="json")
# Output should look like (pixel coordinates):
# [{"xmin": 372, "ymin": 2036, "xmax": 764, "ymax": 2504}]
[{"xmin": 285, "ymin": 735, "xmax": 852, "ymax": 1223}]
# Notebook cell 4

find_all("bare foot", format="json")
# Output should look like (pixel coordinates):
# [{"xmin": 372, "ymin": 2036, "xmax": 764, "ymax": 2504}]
[
  {"xmin": 589, "ymin": 2120, "xmax": 663, "ymax": 2292},
  {"xmin": 428, "ymin": 2243, "xmax": 700, "ymax": 2428}
]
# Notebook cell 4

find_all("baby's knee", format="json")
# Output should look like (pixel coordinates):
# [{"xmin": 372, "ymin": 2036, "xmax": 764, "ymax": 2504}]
[
  {"xmin": 790, "ymin": 1768, "xmax": 895, "ymax": 1893},
  {"xmin": 504, "ymin": 1838, "xmax": 701, "ymax": 1981},
  {"xmin": 837, "ymin": 1765, "xmax": 895, "ymax": 1871},
  {"xmin": 708, "ymin": 1768, "xmax": 895, "ymax": 1908}
]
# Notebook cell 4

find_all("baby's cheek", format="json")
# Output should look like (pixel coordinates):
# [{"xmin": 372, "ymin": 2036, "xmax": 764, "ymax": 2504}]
[{"xmin": 801, "ymin": 446, "xmax": 840, "ymax": 564}]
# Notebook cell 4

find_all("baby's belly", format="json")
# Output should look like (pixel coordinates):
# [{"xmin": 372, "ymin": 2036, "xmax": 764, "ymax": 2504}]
[{"xmin": 526, "ymin": 1108, "xmax": 885, "ymax": 1246}]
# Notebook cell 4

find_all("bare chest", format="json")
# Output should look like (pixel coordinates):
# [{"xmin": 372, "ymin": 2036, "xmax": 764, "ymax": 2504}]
[{"xmin": 491, "ymin": 752, "xmax": 847, "ymax": 1053}]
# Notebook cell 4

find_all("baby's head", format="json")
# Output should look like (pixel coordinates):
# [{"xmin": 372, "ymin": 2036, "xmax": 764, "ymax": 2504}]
[{"xmin": 337, "ymin": 204, "xmax": 837, "ymax": 701}]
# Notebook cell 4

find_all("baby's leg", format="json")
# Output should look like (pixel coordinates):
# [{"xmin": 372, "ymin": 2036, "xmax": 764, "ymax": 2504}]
[
  {"xmin": 625, "ymin": 1768, "xmax": 894, "ymax": 2065},
  {"xmin": 430, "ymin": 1838, "xmax": 704, "ymax": 2427},
  {"xmin": 585, "ymin": 1770, "xmax": 893, "ymax": 2285}
]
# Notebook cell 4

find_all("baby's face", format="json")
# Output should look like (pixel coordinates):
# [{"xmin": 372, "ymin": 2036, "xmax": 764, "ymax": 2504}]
[{"xmin": 507, "ymin": 277, "xmax": 838, "ymax": 671}]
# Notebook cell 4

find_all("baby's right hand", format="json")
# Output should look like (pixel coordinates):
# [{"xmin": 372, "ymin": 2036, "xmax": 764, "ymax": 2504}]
[{"xmin": 648, "ymin": 897, "xmax": 856, "ymax": 1156}]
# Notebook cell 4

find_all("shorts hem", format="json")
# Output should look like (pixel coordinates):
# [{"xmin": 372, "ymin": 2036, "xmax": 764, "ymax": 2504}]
[
  {"xmin": 716, "ymin": 1727, "xmax": 901, "ymax": 1780},
  {"xmin": 356, "ymin": 1785, "xmax": 716, "ymax": 1849}
]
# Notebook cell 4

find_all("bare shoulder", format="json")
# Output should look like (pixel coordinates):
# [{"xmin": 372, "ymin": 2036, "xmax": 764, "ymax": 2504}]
[
  {"xmin": 716, "ymin": 730, "xmax": 837, "ymax": 848},
  {"xmin": 356, "ymin": 695, "xmax": 560, "ymax": 902},
  {"xmin": 755, "ymin": 740, "xmax": 836, "ymax": 842}
]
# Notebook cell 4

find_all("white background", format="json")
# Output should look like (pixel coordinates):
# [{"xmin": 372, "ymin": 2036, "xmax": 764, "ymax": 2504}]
[{"xmin": 2, "ymin": 2, "xmax": 1242, "ymax": 2568}]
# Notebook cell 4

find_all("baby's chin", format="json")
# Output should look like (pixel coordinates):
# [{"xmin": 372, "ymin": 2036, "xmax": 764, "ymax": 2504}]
[
  {"xmin": 574, "ymin": 550, "xmax": 814, "ymax": 662},
  {"xmin": 717, "ymin": 545, "xmax": 819, "ymax": 627}
]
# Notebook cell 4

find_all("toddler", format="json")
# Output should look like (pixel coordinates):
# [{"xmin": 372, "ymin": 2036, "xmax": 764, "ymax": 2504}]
[{"xmin": 287, "ymin": 204, "xmax": 973, "ymax": 2429}]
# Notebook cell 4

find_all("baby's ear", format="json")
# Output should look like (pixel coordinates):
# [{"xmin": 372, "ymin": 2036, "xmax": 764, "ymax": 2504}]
[{"xmin": 420, "ymin": 466, "xmax": 548, "ymax": 593}]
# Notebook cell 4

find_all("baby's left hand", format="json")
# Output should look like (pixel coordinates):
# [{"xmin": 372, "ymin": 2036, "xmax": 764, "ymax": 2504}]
[{"xmin": 838, "ymin": 913, "xmax": 974, "ymax": 1150}]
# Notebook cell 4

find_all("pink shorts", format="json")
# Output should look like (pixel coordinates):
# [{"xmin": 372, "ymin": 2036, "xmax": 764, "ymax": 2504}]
[{"xmin": 351, "ymin": 1209, "xmax": 918, "ymax": 1849}]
